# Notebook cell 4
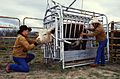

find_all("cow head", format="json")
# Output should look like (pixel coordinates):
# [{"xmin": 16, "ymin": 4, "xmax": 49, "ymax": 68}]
[{"xmin": 36, "ymin": 28, "xmax": 55, "ymax": 44}]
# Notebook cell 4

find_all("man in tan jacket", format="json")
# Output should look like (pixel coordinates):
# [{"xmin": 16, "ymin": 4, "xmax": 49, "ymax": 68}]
[
  {"xmin": 5, "ymin": 25, "xmax": 38, "ymax": 73},
  {"xmin": 81, "ymin": 17, "xmax": 107, "ymax": 67}
]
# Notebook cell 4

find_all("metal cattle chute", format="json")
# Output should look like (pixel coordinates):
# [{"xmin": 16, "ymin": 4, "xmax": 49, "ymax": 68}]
[{"xmin": 43, "ymin": 0, "xmax": 109, "ymax": 69}]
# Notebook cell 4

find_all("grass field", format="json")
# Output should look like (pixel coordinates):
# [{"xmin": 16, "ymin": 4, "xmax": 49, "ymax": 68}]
[
  {"xmin": 0, "ymin": 37, "xmax": 120, "ymax": 79},
  {"xmin": 0, "ymin": 62, "xmax": 120, "ymax": 79},
  {"xmin": 0, "ymin": 50, "xmax": 120, "ymax": 79}
]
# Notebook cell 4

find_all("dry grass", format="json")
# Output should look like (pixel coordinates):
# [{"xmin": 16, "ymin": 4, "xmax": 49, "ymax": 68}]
[
  {"xmin": 0, "ymin": 60, "xmax": 120, "ymax": 79},
  {"xmin": 0, "ymin": 49, "xmax": 120, "ymax": 79}
]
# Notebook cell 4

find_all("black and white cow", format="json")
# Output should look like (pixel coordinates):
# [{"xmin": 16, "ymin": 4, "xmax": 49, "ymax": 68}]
[
  {"xmin": 63, "ymin": 23, "xmax": 88, "ymax": 51},
  {"xmin": 36, "ymin": 23, "xmax": 87, "ymax": 51}
]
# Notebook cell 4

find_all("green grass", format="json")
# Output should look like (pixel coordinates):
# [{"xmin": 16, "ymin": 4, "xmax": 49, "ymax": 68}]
[
  {"xmin": 77, "ymin": 76, "xmax": 86, "ymax": 79},
  {"xmin": 88, "ymin": 71, "xmax": 103, "ymax": 78},
  {"xmin": 56, "ymin": 77, "xmax": 66, "ymax": 79}
]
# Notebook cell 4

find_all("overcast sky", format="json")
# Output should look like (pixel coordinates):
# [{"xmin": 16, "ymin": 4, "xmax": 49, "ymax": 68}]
[{"xmin": 0, "ymin": 0, "xmax": 120, "ymax": 25}]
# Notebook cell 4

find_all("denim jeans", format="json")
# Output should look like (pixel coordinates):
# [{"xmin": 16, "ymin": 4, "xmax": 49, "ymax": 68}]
[
  {"xmin": 95, "ymin": 39, "xmax": 107, "ymax": 65},
  {"xmin": 10, "ymin": 53, "xmax": 35, "ymax": 72}
]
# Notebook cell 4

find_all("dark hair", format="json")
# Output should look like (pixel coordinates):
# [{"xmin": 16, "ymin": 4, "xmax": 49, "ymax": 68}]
[{"xmin": 17, "ymin": 25, "xmax": 32, "ymax": 34}]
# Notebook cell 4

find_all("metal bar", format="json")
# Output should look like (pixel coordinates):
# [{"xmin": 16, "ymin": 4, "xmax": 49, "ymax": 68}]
[
  {"xmin": 78, "ymin": 21, "xmax": 81, "ymax": 33},
  {"xmin": 0, "ymin": 16, "xmax": 21, "ymax": 26},
  {"xmin": 0, "ymin": 26, "xmax": 16, "ymax": 28},
  {"xmin": 64, "ymin": 20, "xmax": 68, "ymax": 38},
  {"xmin": 44, "ymin": 20, "xmax": 55, "ymax": 25},
  {"xmin": 44, "ymin": 57, "xmax": 60, "ymax": 59},
  {"xmin": 23, "ymin": 17, "xmax": 43, "ymax": 21},
  {"xmin": 56, "ymin": 4, "xmax": 65, "ymax": 69},
  {"xmin": 23, "ymin": 17, "xmax": 43, "ymax": 25},
  {"xmin": 44, "ymin": 13, "xmax": 58, "ymax": 21},
  {"xmin": 64, "ymin": 59, "xmax": 109, "ymax": 69},
  {"xmin": 63, "ymin": 38, "xmax": 96, "ymax": 40},
  {"xmin": 43, "ymin": 44, "xmax": 45, "ymax": 58},
  {"xmin": 64, "ymin": 10, "xmax": 100, "ymax": 17},
  {"xmin": 65, "ymin": 0, "xmax": 77, "ymax": 11},
  {"xmin": 73, "ymin": 20, "xmax": 77, "ymax": 37},
  {"xmin": 62, "ymin": 6, "xmax": 104, "ymax": 16},
  {"xmin": 44, "ymin": 5, "xmax": 59, "ymax": 16},
  {"xmin": 0, "ymin": 37, "xmax": 17, "ymax": 39},
  {"xmin": 69, "ymin": 21, "xmax": 73, "ymax": 38},
  {"xmin": 64, "ymin": 62, "xmax": 93, "ymax": 69},
  {"xmin": 55, "ymin": 17, "xmax": 58, "ymax": 50},
  {"xmin": 63, "ymin": 14, "xmax": 91, "ymax": 23},
  {"xmin": 63, "ymin": 13, "xmax": 91, "ymax": 19},
  {"xmin": 104, "ymin": 15, "xmax": 109, "ymax": 61},
  {"xmin": 28, "ymin": 27, "xmax": 44, "ymax": 29}
]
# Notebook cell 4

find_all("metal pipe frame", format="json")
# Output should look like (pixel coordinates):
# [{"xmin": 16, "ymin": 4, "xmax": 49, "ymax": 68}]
[
  {"xmin": 44, "ymin": 1, "xmax": 109, "ymax": 69},
  {"xmin": 23, "ymin": 17, "xmax": 43, "ymax": 25},
  {"xmin": 0, "ymin": 16, "xmax": 21, "ymax": 26}
]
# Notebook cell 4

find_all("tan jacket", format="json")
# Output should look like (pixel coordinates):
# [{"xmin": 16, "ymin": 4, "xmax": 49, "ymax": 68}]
[
  {"xmin": 12, "ymin": 34, "xmax": 36, "ymax": 58},
  {"xmin": 87, "ymin": 24, "xmax": 107, "ymax": 41}
]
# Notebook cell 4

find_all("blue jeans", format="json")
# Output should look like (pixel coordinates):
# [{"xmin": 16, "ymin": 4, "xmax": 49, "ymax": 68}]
[
  {"xmin": 10, "ymin": 53, "xmax": 35, "ymax": 72},
  {"xmin": 95, "ymin": 39, "xmax": 107, "ymax": 65}
]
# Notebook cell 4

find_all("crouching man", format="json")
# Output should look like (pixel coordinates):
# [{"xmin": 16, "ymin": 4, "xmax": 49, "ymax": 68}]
[
  {"xmin": 5, "ymin": 25, "xmax": 39, "ymax": 73},
  {"xmin": 5, "ymin": 25, "xmax": 54, "ymax": 73}
]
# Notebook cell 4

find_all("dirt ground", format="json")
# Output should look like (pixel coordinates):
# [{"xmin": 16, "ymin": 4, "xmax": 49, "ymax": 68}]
[
  {"xmin": 0, "ymin": 61, "xmax": 120, "ymax": 79},
  {"xmin": 0, "ymin": 49, "xmax": 120, "ymax": 79}
]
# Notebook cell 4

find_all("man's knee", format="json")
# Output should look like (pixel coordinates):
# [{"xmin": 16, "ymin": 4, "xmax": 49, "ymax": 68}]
[
  {"xmin": 31, "ymin": 54, "xmax": 35, "ymax": 59},
  {"xmin": 28, "ymin": 53, "xmax": 35, "ymax": 59}
]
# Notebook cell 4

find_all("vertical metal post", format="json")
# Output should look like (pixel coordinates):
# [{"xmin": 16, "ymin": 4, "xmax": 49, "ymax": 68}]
[
  {"xmin": 55, "ymin": 17, "xmax": 58, "ymax": 56},
  {"xmin": 104, "ymin": 15, "xmax": 110, "ymax": 61},
  {"xmin": 58, "ymin": 5, "xmax": 65, "ymax": 69},
  {"xmin": 69, "ymin": 21, "xmax": 73, "ymax": 38},
  {"xmin": 65, "ymin": 20, "xmax": 68, "ymax": 38},
  {"xmin": 74, "ymin": 20, "xmax": 77, "ymax": 38}
]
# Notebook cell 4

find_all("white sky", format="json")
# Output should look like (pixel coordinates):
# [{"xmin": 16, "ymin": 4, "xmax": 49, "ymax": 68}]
[{"xmin": 0, "ymin": 0, "xmax": 120, "ymax": 25}]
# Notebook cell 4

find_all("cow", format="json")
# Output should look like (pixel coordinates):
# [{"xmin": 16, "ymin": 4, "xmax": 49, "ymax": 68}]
[
  {"xmin": 63, "ymin": 23, "xmax": 88, "ymax": 51},
  {"xmin": 36, "ymin": 23, "xmax": 88, "ymax": 51},
  {"xmin": 36, "ymin": 27, "xmax": 55, "ymax": 44}
]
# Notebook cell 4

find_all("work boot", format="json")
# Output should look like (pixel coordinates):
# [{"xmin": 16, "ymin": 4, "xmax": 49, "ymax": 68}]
[
  {"xmin": 5, "ymin": 64, "xmax": 10, "ymax": 73},
  {"xmin": 90, "ymin": 64, "xmax": 98, "ymax": 67}
]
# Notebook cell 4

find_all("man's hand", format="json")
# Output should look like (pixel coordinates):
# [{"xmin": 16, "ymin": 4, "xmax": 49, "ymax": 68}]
[
  {"xmin": 35, "ymin": 38, "xmax": 42, "ymax": 44},
  {"xmin": 23, "ymin": 49, "xmax": 28, "ymax": 52},
  {"xmin": 80, "ymin": 33, "xmax": 86, "ymax": 37},
  {"xmin": 71, "ymin": 40, "xmax": 81, "ymax": 47},
  {"xmin": 34, "ymin": 42, "xmax": 38, "ymax": 46},
  {"xmin": 86, "ymin": 28, "xmax": 95, "ymax": 31}
]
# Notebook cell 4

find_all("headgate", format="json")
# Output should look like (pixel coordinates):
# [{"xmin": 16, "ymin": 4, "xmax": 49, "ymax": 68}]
[{"xmin": 43, "ymin": 1, "xmax": 109, "ymax": 69}]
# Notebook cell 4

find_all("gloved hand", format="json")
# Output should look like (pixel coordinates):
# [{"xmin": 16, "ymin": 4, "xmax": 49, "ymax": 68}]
[
  {"xmin": 34, "ymin": 42, "xmax": 38, "ymax": 46},
  {"xmin": 23, "ymin": 50, "xmax": 28, "ymax": 52},
  {"xmin": 71, "ymin": 40, "xmax": 81, "ymax": 47}
]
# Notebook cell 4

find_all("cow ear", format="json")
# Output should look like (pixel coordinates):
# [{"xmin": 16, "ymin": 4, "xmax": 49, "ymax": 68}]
[
  {"xmin": 50, "ymin": 28, "xmax": 55, "ymax": 34},
  {"xmin": 35, "ymin": 32, "xmax": 39, "ymax": 37}
]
